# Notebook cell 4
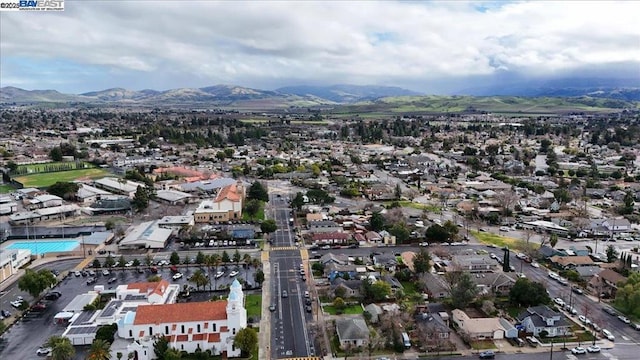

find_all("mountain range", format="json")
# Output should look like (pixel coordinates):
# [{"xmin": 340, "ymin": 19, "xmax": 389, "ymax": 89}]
[{"xmin": 1, "ymin": 81, "xmax": 639, "ymax": 108}]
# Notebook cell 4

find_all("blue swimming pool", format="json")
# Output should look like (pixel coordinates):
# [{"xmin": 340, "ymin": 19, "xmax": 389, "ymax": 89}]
[{"xmin": 6, "ymin": 240, "xmax": 80, "ymax": 254}]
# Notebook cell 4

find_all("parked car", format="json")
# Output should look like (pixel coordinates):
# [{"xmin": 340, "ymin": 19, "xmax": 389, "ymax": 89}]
[
  {"xmin": 603, "ymin": 307, "xmax": 617, "ymax": 316},
  {"xmin": 10, "ymin": 300, "xmax": 22, "ymax": 308},
  {"xmin": 1, "ymin": 310, "xmax": 11, "ymax": 318},
  {"xmin": 602, "ymin": 329, "xmax": 615, "ymax": 341},
  {"xmin": 553, "ymin": 297, "xmax": 565, "ymax": 307},
  {"xmin": 172, "ymin": 272, "xmax": 183, "ymax": 280},
  {"xmin": 36, "ymin": 347, "xmax": 52, "ymax": 356},
  {"xmin": 215, "ymin": 271, "xmax": 225, "ymax": 279},
  {"xmin": 586, "ymin": 345, "xmax": 601, "ymax": 353},
  {"xmin": 305, "ymin": 305, "xmax": 312, "ymax": 313},
  {"xmin": 571, "ymin": 347, "xmax": 586, "ymax": 355},
  {"xmin": 572, "ymin": 286, "xmax": 584, "ymax": 295},
  {"xmin": 44, "ymin": 292, "xmax": 61, "ymax": 300},
  {"xmin": 229, "ymin": 270, "xmax": 239, "ymax": 277},
  {"xmin": 530, "ymin": 261, "xmax": 540, "ymax": 268},
  {"xmin": 107, "ymin": 277, "xmax": 117, "ymax": 284},
  {"xmin": 74, "ymin": 271, "xmax": 81, "ymax": 277},
  {"xmin": 631, "ymin": 323, "xmax": 640, "ymax": 330},
  {"xmin": 87, "ymin": 277, "xmax": 97, "ymax": 285},
  {"xmin": 478, "ymin": 350, "xmax": 495, "ymax": 359},
  {"xmin": 102, "ymin": 269, "xmax": 110, "ymax": 276},
  {"xmin": 618, "ymin": 315, "xmax": 631, "ymax": 324},
  {"xmin": 31, "ymin": 302, "xmax": 47, "ymax": 311}
]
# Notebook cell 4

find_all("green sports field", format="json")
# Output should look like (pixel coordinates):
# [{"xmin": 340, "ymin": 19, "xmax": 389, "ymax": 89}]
[
  {"xmin": 15, "ymin": 168, "xmax": 111, "ymax": 187},
  {"xmin": 0, "ymin": 184, "xmax": 14, "ymax": 194}
]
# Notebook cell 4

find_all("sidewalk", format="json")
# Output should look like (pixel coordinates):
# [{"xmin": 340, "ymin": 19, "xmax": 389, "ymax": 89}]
[{"xmin": 258, "ymin": 248, "xmax": 271, "ymax": 360}]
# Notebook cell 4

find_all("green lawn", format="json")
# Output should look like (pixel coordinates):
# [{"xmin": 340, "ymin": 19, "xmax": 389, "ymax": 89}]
[
  {"xmin": 14, "ymin": 168, "xmax": 110, "ymax": 187},
  {"xmin": 245, "ymin": 294, "xmax": 262, "ymax": 319},
  {"xmin": 0, "ymin": 184, "xmax": 14, "ymax": 194},
  {"xmin": 471, "ymin": 230, "xmax": 527, "ymax": 251},
  {"xmin": 400, "ymin": 280, "xmax": 419, "ymax": 296},
  {"xmin": 470, "ymin": 340, "xmax": 496, "ymax": 350},
  {"xmin": 323, "ymin": 304, "xmax": 363, "ymax": 315},
  {"xmin": 242, "ymin": 201, "xmax": 265, "ymax": 222},
  {"xmin": 15, "ymin": 161, "xmax": 93, "ymax": 174},
  {"xmin": 385, "ymin": 200, "xmax": 441, "ymax": 213}
]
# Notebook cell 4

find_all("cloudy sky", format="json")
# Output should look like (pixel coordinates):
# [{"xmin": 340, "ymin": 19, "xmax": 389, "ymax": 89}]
[{"xmin": 1, "ymin": 0, "xmax": 639, "ymax": 94}]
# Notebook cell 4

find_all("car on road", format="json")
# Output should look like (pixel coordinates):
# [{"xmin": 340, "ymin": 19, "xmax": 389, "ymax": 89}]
[
  {"xmin": 215, "ymin": 271, "xmax": 224, "ymax": 279},
  {"xmin": 500, "ymin": 226, "xmax": 511, "ymax": 232},
  {"xmin": 269, "ymin": 304, "xmax": 276, "ymax": 312},
  {"xmin": 305, "ymin": 305, "xmax": 312, "ymax": 313},
  {"xmin": 602, "ymin": 329, "xmax": 615, "ymax": 341},
  {"xmin": 44, "ymin": 291, "xmax": 62, "ymax": 300},
  {"xmin": 229, "ymin": 270, "xmax": 239, "ymax": 277},
  {"xmin": 531, "ymin": 261, "xmax": 540, "ymax": 268},
  {"xmin": 478, "ymin": 350, "xmax": 495, "ymax": 359},
  {"xmin": 553, "ymin": 298, "xmax": 565, "ymax": 307},
  {"xmin": 586, "ymin": 345, "xmax": 601, "ymax": 353},
  {"xmin": 31, "ymin": 302, "xmax": 47, "ymax": 311},
  {"xmin": 87, "ymin": 277, "xmax": 97, "ymax": 285},
  {"xmin": 108, "ymin": 277, "xmax": 117, "ymax": 284},
  {"xmin": 578, "ymin": 315, "xmax": 591, "ymax": 325},
  {"xmin": 125, "ymin": 261, "xmax": 134, "ymax": 267},
  {"xmin": 172, "ymin": 272, "xmax": 183, "ymax": 280},
  {"xmin": 571, "ymin": 346, "xmax": 586, "ymax": 355},
  {"xmin": 631, "ymin": 323, "xmax": 640, "ymax": 330},
  {"xmin": 572, "ymin": 286, "xmax": 584, "ymax": 295},
  {"xmin": 10, "ymin": 300, "xmax": 22, "ymax": 308},
  {"xmin": 36, "ymin": 347, "xmax": 52, "ymax": 356},
  {"xmin": 603, "ymin": 307, "xmax": 617, "ymax": 316},
  {"xmin": 618, "ymin": 315, "xmax": 631, "ymax": 324},
  {"xmin": 281, "ymin": 290, "xmax": 288, "ymax": 298},
  {"xmin": 1, "ymin": 310, "xmax": 11, "ymax": 318}
]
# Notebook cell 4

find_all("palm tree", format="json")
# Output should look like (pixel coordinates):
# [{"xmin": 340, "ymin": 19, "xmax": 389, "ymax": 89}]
[
  {"xmin": 242, "ymin": 253, "xmax": 252, "ymax": 279},
  {"xmin": 87, "ymin": 339, "xmax": 111, "ymax": 360},
  {"xmin": 46, "ymin": 335, "xmax": 75, "ymax": 360},
  {"xmin": 189, "ymin": 269, "xmax": 208, "ymax": 291},
  {"xmin": 212, "ymin": 253, "xmax": 222, "ymax": 290}
]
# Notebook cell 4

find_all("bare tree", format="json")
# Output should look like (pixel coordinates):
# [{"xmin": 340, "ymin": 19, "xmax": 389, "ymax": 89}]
[{"xmin": 494, "ymin": 189, "xmax": 519, "ymax": 216}]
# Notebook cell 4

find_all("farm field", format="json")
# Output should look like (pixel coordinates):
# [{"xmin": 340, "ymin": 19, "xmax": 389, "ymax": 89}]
[{"xmin": 15, "ymin": 168, "xmax": 111, "ymax": 187}]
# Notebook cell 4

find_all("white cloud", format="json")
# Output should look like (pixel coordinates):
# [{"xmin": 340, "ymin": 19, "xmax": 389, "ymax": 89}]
[{"xmin": 1, "ymin": 0, "xmax": 638, "ymax": 92}]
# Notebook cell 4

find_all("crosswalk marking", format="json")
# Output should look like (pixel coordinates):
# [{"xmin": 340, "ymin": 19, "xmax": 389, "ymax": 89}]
[{"xmin": 271, "ymin": 246, "xmax": 299, "ymax": 251}]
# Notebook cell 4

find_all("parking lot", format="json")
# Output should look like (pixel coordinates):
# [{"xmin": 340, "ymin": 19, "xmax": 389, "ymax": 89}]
[{"xmin": 0, "ymin": 263, "xmax": 260, "ymax": 360}]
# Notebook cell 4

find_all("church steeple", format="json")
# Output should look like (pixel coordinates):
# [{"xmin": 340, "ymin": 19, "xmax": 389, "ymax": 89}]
[{"xmin": 226, "ymin": 279, "xmax": 247, "ymax": 333}]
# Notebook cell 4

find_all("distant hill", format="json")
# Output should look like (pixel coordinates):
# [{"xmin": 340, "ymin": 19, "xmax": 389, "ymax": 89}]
[
  {"xmin": 0, "ymin": 86, "xmax": 85, "ymax": 103},
  {"xmin": 276, "ymin": 84, "xmax": 421, "ymax": 103},
  {"xmin": 458, "ymin": 77, "xmax": 640, "ymax": 101}
]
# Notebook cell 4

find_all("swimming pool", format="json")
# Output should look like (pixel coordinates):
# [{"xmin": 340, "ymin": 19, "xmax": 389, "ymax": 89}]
[{"xmin": 6, "ymin": 240, "xmax": 80, "ymax": 254}]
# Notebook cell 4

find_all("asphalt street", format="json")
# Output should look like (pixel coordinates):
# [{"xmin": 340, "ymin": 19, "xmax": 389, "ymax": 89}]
[{"xmin": 268, "ymin": 192, "xmax": 313, "ymax": 359}]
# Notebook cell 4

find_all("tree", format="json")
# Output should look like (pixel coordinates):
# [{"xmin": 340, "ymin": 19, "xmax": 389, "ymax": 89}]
[
  {"xmin": 195, "ymin": 251, "xmax": 205, "ymax": 265},
  {"xmin": 221, "ymin": 250, "xmax": 230, "ymax": 264},
  {"xmin": 606, "ymin": 245, "xmax": 618, "ymax": 263},
  {"xmin": 170, "ymin": 251, "xmax": 180, "ymax": 265},
  {"xmin": 46, "ymin": 335, "xmax": 75, "ymax": 360},
  {"xmin": 47, "ymin": 181, "xmax": 79, "ymax": 200},
  {"xmin": 153, "ymin": 336, "xmax": 169, "ymax": 360},
  {"xmin": 87, "ymin": 339, "xmax": 111, "ymax": 360},
  {"xmin": 260, "ymin": 219, "xmax": 278, "ymax": 234},
  {"xmin": 95, "ymin": 323, "xmax": 117, "ymax": 343},
  {"xmin": 233, "ymin": 327, "xmax": 258, "ymax": 356},
  {"xmin": 247, "ymin": 181, "xmax": 269, "ymax": 202},
  {"xmin": 189, "ymin": 269, "xmax": 209, "ymax": 290},
  {"xmin": 18, "ymin": 269, "xmax": 57, "ymax": 298},
  {"xmin": 448, "ymin": 272, "xmax": 478, "ymax": 308},
  {"xmin": 502, "ymin": 248, "xmax": 511, "ymax": 272},
  {"xmin": 389, "ymin": 223, "xmax": 410, "ymax": 244},
  {"xmin": 92, "ymin": 259, "xmax": 101, "ymax": 269},
  {"xmin": 333, "ymin": 297, "xmax": 346, "ymax": 311},
  {"xmin": 290, "ymin": 192, "xmax": 305, "ymax": 211},
  {"xmin": 164, "ymin": 348, "xmax": 182, "ymax": 360},
  {"xmin": 370, "ymin": 212, "xmax": 385, "ymax": 232},
  {"xmin": 49, "ymin": 146, "xmax": 63, "ymax": 161},
  {"xmin": 615, "ymin": 272, "xmax": 640, "ymax": 318},
  {"xmin": 132, "ymin": 185, "xmax": 150, "ymax": 211},
  {"xmin": 254, "ymin": 270, "xmax": 265, "ymax": 286},
  {"xmin": 243, "ymin": 199, "xmax": 262, "ymax": 218},
  {"xmin": 104, "ymin": 255, "xmax": 116, "ymax": 268},
  {"xmin": 395, "ymin": 183, "xmax": 402, "ymax": 199},
  {"xmin": 413, "ymin": 248, "xmax": 431, "ymax": 274},
  {"xmin": 363, "ymin": 280, "xmax": 391, "ymax": 302},
  {"xmin": 233, "ymin": 249, "xmax": 241, "ymax": 265},
  {"xmin": 549, "ymin": 233, "xmax": 559, "ymax": 248},
  {"xmin": 118, "ymin": 255, "xmax": 126, "ymax": 268},
  {"xmin": 509, "ymin": 278, "xmax": 551, "ymax": 307},
  {"xmin": 425, "ymin": 224, "xmax": 450, "ymax": 243}
]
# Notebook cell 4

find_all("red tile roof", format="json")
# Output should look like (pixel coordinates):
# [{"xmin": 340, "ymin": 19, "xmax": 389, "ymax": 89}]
[
  {"xmin": 215, "ymin": 184, "xmax": 241, "ymax": 202},
  {"xmin": 126, "ymin": 280, "xmax": 170, "ymax": 296},
  {"xmin": 134, "ymin": 301, "xmax": 228, "ymax": 325}
]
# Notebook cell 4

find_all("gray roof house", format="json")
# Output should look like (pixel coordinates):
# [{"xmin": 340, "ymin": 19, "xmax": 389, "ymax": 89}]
[
  {"xmin": 421, "ymin": 273, "xmax": 449, "ymax": 299},
  {"xmin": 517, "ymin": 305, "xmax": 571, "ymax": 338},
  {"xmin": 364, "ymin": 303, "xmax": 383, "ymax": 323},
  {"xmin": 336, "ymin": 317, "xmax": 370, "ymax": 349},
  {"xmin": 472, "ymin": 272, "xmax": 517, "ymax": 296},
  {"xmin": 331, "ymin": 278, "xmax": 362, "ymax": 299}
]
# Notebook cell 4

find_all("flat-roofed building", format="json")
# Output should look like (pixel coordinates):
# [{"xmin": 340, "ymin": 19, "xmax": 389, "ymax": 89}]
[{"xmin": 119, "ymin": 221, "xmax": 173, "ymax": 249}]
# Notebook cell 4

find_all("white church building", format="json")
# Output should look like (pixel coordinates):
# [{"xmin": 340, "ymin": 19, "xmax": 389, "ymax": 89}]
[{"xmin": 117, "ymin": 279, "xmax": 247, "ymax": 359}]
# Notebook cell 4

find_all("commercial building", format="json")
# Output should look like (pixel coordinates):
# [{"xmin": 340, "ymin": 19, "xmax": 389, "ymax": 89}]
[
  {"xmin": 194, "ymin": 182, "xmax": 244, "ymax": 223},
  {"xmin": 118, "ymin": 221, "xmax": 173, "ymax": 249}
]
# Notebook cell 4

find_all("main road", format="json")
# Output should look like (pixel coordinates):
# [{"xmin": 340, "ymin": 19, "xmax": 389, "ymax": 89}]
[{"xmin": 267, "ymin": 192, "xmax": 314, "ymax": 359}]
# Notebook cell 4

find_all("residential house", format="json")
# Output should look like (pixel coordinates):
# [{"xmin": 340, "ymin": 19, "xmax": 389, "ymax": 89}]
[
  {"xmin": 373, "ymin": 254, "xmax": 398, "ymax": 272},
  {"xmin": 452, "ymin": 309, "xmax": 517, "ymax": 340},
  {"xmin": 516, "ymin": 305, "xmax": 571, "ymax": 338},
  {"xmin": 308, "ymin": 220, "xmax": 342, "ymax": 233},
  {"xmin": 472, "ymin": 272, "xmax": 517, "ymax": 296},
  {"xmin": 335, "ymin": 317, "xmax": 370, "ymax": 349},
  {"xmin": 588, "ymin": 268, "xmax": 627, "ymax": 298},
  {"xmin": 602, "ymin": 218, "xmax": 631, "ymax": 233},
  {"xmin": 451, "ymin": 254, "xmax": 498, "ymax": 273},
  {"xmin": 421, "ymin": 273, "xmax": 449, "ymax": 299},
  {"xmin": 415, "ymin": 304, "xmax": 451, "ymax": 346},
  {"xmin": 312, "ymin": 232, "xmax": 351, "ymax": 245},
  {"xmin": 331, "ymin": 278, "xmax": 362, "ymax": 299},
  {"xmin": 364, "ymin": 303, "xmax": 383, "ymax": 323},
  {"xmin": 549, "ymin": 255, "xmax": 595, "ymax": 270}
]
